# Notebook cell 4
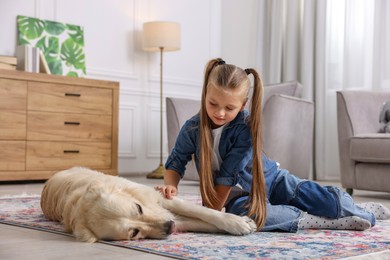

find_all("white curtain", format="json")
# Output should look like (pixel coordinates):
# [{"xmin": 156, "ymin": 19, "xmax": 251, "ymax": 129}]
[{"xmin": 256, "ymin": 0, "xmax": 390, "ymax": 180}]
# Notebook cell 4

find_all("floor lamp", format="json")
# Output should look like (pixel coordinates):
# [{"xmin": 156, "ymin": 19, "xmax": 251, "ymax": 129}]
[{"xmin": 142, "ymin": 21, "xmax": 181, "ymax": 179}]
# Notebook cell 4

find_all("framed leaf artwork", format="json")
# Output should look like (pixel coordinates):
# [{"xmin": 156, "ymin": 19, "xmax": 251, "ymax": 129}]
[{"xmin": 17, "ymin": 15, "xmax": 86, "ymax": 77}]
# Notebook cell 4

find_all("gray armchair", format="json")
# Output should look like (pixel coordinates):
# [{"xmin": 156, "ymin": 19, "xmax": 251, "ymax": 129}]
[
  {"xmin": 336, "ymin": 90, "xmax": 390, "ymax": 195},
  {"xmin": 166, "ymin": 81, "xmax": 314, "ymax": 181}
]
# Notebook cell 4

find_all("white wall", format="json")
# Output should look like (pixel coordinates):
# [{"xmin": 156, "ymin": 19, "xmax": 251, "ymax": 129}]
[{"xmin": 0, "ymin": 0, "xmax": 225, "ymax": 175}]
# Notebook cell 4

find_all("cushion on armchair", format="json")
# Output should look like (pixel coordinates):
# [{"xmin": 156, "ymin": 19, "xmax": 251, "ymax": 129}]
[{"xmin": 350, "ymin": 134, "xmax": 390, "ymax": 163}]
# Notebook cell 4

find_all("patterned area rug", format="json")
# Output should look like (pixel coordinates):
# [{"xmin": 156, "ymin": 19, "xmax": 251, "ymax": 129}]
[{"xmin": 1, "ymin": 194, "xmax": 390, "ymax": 259}]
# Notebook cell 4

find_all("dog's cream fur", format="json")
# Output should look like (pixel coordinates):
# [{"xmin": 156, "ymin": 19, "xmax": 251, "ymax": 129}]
[{"xmin": 41, "ymin": 167, "xmax": 256, "ymax": 242}]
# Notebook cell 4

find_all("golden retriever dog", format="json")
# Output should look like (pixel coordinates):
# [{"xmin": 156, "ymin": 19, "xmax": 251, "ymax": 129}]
[{"xmin": 41, "ymin": 167, "xmax": 256, "ymax": 242}]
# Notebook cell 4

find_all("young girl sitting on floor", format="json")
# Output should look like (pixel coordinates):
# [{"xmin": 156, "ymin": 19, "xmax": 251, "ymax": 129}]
[{"xmin": 156, "ymin": 58, "xmax": 390, "ymax": 232}]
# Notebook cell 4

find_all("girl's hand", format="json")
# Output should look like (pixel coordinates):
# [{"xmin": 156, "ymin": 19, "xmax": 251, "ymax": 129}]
[{"xmin": 155, "ymin": 185, "xmax": 178, "ymax": 199}]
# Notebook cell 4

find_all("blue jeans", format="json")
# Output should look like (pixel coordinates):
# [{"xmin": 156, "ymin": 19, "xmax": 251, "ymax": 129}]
[{"xmin": 225, "ymin": 168, "xmax": 375, "ymax": 232}]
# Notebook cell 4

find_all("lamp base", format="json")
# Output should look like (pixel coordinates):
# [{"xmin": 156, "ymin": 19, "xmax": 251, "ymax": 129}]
[{"xmin": 146, "ymin": 164, "xmax": 165, "ymax": 179}]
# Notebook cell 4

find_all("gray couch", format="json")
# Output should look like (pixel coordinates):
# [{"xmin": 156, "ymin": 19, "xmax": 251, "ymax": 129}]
[
  {"xmin": 166, "ymin": 81, "xmax": 314, "ymax": 181},
  {"xmin": 337, "ymin": 90, "xmax": 390, "ymax": 195}
]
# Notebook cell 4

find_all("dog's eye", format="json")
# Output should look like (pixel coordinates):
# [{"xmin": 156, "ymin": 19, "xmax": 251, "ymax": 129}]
[
  {"xmin": 136, "ymin": 203, "xmax": 143, "ymax": 215},
  {"xmin": 129, "ymin": 228, "xmax": 139, "ymax": 239}
]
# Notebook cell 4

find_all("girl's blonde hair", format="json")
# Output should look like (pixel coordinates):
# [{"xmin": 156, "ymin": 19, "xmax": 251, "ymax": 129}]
[{"xmin": 199, "ymin": 58, "xmax": 266, "ymax": 230}]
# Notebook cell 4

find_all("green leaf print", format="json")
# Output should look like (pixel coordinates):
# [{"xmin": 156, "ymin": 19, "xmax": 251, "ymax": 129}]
[
  {"xmin": 66, "ymin": 71, "xmax": 79, "ymax": 77},
  {"xmin": 48, "ymin": 58, "xmax": 63, "ymax": 75},
  {"xmin": 44, "ymin": 20, "xmax": 66, "ymax": 35},
  {"xmin": 17, "ymin": 32, "xmax": 30, "ymax": 45},
  {"xmin": 66, "ymin": 24, "xmax": 84, "ymax": 46},
  {"xmin": 35, "ymin": 36, "xmax": 60, "ymax": 62},
  {"xmin": 60, "ymin": 38, "xmax": 85, "ymax": 70},
  {"xmin": 16, "ymin": 15, "xmax": 86, "ymax": 77},
  {"xmin": 17, "ymin": 15, "xmax": 45, "ymax": 40}
]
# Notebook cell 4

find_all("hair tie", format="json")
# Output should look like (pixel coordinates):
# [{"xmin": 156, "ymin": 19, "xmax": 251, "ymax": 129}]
[
  {"xmin": 218, "ymin": 60, "xmax": 226, "ymax": 65},
  {"xmin": 245, "ymin": 68, "xmax": 251, "ymax": 75}
]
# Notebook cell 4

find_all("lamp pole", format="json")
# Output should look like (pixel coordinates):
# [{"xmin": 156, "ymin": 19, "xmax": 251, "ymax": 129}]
[
  {"xmin": 147, "ymin": 46, "xmax": 165, "ymax": 178},
  {"xmin": 159, "ymin": 46, "xmax": 164, "ymax": 168}
]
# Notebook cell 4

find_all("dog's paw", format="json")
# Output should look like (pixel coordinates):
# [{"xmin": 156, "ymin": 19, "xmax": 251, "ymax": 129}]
[{"xmin": 221, "ymin": 214, "xmax": 257, "ymax": 235}]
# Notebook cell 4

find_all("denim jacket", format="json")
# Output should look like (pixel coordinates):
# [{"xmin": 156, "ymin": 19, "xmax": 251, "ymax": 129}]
[{"xmin": 165, "ymin": 110, "xmax": 278, "ymax": 193}]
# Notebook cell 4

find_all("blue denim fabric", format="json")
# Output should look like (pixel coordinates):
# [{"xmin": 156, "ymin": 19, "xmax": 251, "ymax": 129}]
[
  {"xmin": 225, "ymin": 168, "xmax": 375, "ymax": 232},
  {"xmin": 165, "ymin": 110, "xmax": 375, "ymax": 232},
  {"xmin": 268, "ymin": 168, "xmax": 375, "ymax": 226}
]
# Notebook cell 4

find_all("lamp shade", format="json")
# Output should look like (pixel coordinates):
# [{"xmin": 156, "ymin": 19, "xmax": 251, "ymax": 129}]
[{"xmin": 142, "ymin": 21, "xmax": 181, "ymax": 52}]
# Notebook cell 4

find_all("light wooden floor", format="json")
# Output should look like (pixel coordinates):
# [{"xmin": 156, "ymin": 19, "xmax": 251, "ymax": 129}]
[{"xmin": 1, "ymin": 175, "xmax": 389, "ymax": 260}]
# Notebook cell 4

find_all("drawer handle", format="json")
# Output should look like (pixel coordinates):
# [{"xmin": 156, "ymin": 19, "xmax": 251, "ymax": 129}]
[
  {"xmin": 63, "ymin": 150, "xmax": 80, "ymax": 154},
  {"xmin": 64, "ymin": 121, "xmax": 80, "ymax": 125},
  {"xmin": 65, "ymin": 93, "xmax": 81, "ymax": 97}
]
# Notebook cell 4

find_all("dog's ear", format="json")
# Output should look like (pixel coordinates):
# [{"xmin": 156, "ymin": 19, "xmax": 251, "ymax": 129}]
[
  {"xmin": 74, "ymin": 221, "xmax": 98, "ymax": 243},
  {"xmin": 84, "ymin": 184, "xmax": 115, "ymax": 206},
  {"xmin": 84, "ymin": 183, "xmax": 107, "ymax": 200}
]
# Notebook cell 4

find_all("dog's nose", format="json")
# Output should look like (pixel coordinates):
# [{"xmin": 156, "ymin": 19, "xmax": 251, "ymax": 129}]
[{"xmin": 164, "ymin": 220, "xmax": 175, "ymax": 234}]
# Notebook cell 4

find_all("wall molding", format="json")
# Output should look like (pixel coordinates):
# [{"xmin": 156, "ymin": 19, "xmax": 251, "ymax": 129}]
[
  {"xmin": 88, "ymin": 67, "xmax": 139, "ymax": 81},
  {"xmin": 148, "ymin": 75, "xmax": 202, "ymax": 87},
  {"xmin": 146, "ymin": 104, "xmax": 167, "ymax": 158},
  {"xmin": 118, "ymin": 103, "xmax": 137, "ymax": 158}
]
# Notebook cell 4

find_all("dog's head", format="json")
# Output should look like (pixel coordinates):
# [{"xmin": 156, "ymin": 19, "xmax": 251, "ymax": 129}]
[{"xmin": 67, "ymin": 184, "xmax": 176, "ymax": 243}]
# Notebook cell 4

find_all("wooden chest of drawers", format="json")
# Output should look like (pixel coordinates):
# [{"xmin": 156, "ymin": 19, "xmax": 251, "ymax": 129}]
[{"xmin": 0, "ymin": 69, "xmax": 119, "ymax": 181}]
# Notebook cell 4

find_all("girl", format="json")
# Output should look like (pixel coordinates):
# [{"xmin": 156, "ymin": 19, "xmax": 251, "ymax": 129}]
[{"xmin": 156, "ymin": 58, "xmax": 389, "ymax": 232}]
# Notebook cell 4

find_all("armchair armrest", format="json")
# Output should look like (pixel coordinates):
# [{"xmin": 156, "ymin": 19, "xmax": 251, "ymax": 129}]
[{"xmin": 262, "ymin": 94, "xmax": 314, "ymax": 179}]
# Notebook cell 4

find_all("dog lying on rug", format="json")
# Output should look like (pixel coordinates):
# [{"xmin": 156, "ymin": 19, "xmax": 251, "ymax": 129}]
[{"xmin": 40, "ymin": 167, "xmax": 256, "ymax": 242}]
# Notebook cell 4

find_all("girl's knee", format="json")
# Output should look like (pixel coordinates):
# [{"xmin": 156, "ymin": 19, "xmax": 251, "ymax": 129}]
[{"xmin": 294, "ymin": 182, "xmax": 341, "ymax": 218}]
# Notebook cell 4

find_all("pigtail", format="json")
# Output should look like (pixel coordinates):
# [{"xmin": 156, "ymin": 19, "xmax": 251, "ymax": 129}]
[
  {"xmin": 199, "ymin": 58, "xmax": 223, "ymax": 208},
  {"xmin": 246, "ymin": 68, "xmax": 267, "ymax": 230}
]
